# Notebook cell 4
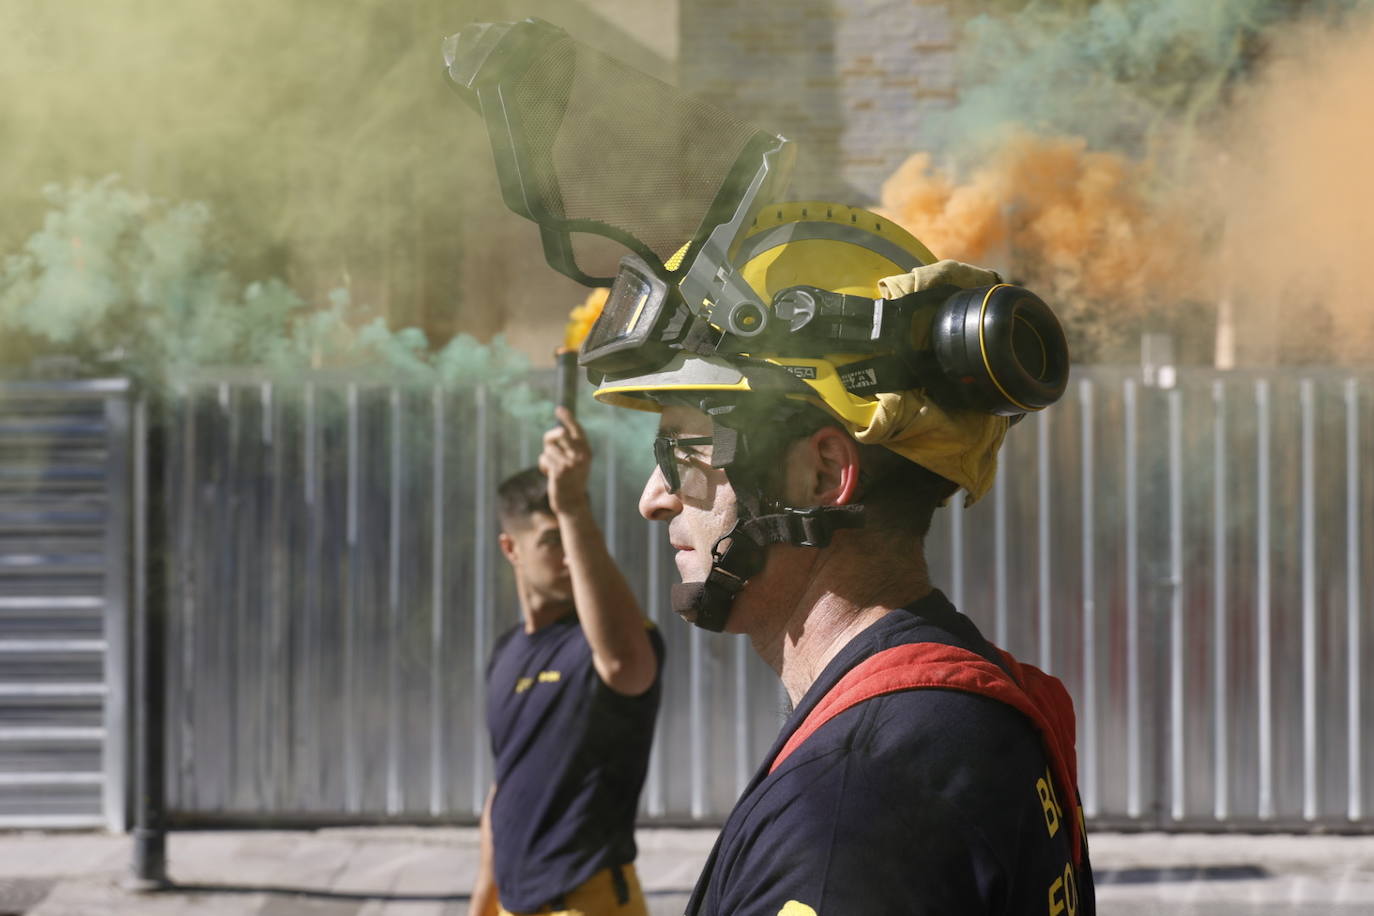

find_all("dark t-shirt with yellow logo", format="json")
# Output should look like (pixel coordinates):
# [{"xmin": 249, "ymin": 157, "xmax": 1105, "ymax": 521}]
[
  {"xmin": 687, "ymin": 591, "xmax": 1095, "ymax": 916},
  {"xmin": 486, "ymin": 613, "xmax": 664, "ymax": 913}
]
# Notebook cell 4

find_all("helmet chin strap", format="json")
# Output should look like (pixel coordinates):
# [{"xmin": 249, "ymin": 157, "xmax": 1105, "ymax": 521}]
[
  {"xmin": 670, "ymin": 505, "xmax": 865, "ymax": 631},
  {"xmin": 669, "ymin": 523, "xmax": 762, "ymax": 632},
  {"xmin": 669, "ymin": 405, "xmax": 865, "ymax": 632}
]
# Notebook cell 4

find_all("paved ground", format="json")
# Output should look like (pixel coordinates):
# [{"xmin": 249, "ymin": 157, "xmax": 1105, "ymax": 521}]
[{"xmin": 0, "ymin": 827, "xmax": 1372, "ymax": 915}]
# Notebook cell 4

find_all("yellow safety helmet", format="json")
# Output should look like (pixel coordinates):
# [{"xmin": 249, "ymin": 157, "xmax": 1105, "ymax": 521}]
[
  {"xmin": 594, "ymin": 202, "xmax": 930, "ymax": 428},
  {"xmin": 583, "ymin": 201, "xmax": 1067, "ymax": 502}
]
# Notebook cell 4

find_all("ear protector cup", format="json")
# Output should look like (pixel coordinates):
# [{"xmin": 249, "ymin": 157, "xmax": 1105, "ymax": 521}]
[{"xmin": 930, "ymin": 284, "xmax": 1069, "ymax": 415}]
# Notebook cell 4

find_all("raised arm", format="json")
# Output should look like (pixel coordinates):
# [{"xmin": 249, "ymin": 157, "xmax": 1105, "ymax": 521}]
[{"xmin": 539, "ymin": 407, "xmax": 658, "ymax": 696}]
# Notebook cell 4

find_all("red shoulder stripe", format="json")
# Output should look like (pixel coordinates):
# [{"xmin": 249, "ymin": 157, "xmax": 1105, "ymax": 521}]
[{"xmin": 767, "ymin": 642, "xmax": 1084, "ymax": 865}]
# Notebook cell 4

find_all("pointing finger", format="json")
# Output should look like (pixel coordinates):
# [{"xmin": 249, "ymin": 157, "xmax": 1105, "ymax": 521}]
[{"xmin": 555, "ymin": 407, "xmax": 587, "ymax": 445}]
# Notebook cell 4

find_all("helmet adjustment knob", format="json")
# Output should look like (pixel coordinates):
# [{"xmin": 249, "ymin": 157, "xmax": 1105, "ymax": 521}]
[
  {"xmin": 722, "ymin": 300, "xmax": 769, "ymax": 337},
  {"xmin": 772, "ymin": 288, "xmax": 818, "ymax": 332}
]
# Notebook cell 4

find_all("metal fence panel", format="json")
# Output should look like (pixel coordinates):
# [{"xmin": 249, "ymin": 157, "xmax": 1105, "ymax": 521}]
[
  {"xmin": 0, "ymin": 380, "xmax": 130, "ymax": 830},
  {"xmin": 160, "ymin": 368, "xmax": 1374, "ymax": 829},
  {"xmin": 925, "ymin": 369, "xmax": 1374, "ymax": 829}
]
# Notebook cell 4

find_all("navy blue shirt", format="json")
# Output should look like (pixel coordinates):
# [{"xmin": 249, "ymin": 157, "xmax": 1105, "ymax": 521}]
[
  {"xmin": 486, "ymin": 613, "xmax": 664, "ymax": 912},
  {"xmin": 687, "ymin": 591, "xmax": 1095, "ymax": 916}
]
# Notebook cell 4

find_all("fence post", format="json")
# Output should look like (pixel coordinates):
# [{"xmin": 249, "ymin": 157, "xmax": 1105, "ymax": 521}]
[{"xmin": 130, "ymin": 395, "xmax": 169, "ymax": 888}]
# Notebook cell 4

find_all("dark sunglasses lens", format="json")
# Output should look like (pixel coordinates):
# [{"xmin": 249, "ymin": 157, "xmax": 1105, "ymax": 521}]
[{"xmin": 653, "ymin": 438, "xmax": 680, "ymax": 493}]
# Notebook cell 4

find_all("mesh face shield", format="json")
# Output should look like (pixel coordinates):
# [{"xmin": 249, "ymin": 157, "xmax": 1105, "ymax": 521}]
[
  {"xmin": 443, "ymin": 18, "xmax": 792, "ymax": 286},
  {"xmin": 443, "ymin": 20, "xmax": 1068, "ymax": 417}
]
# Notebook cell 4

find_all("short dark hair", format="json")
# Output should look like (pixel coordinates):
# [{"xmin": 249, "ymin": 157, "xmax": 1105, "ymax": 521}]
[
  {"xmin": 725, "ymin": 399, "xmax": 958, "ymax": 540},
  {"xmin": 852, "ymin": 442, "xmax": 960, "ymax": 539},
  {"xmin": 497, "ymin": 467, "xmax": 552, "ymax": 531}
]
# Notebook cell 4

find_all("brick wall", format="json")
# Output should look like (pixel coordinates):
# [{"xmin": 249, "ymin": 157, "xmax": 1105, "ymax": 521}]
[{"xmin": 680, "ymin": 0, "xmax": 956, "ymax": 202}]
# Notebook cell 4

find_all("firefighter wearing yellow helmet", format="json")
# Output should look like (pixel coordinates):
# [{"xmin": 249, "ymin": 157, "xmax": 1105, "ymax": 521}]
[
  {"xmin": 579, "ymin": 201, "xmax": 1093, "ymax": 916},
  {"xmin": 580, "ymin": 200, "xmax": 1068, "ymax": 631}
]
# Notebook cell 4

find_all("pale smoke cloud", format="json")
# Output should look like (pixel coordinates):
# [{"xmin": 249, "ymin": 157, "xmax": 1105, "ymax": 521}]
[{"xmin": 1215, "ymin": 12, "xmax": 1374, "ymax": 364}]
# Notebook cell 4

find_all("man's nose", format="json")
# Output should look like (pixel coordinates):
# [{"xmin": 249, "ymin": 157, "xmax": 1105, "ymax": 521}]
[{"xmin": 638, "ymin": 465, "xmax": 681, "ymax": 521}]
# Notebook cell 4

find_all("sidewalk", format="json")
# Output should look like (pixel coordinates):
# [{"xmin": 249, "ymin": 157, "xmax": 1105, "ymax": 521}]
[{"xmin": 1, "ymin": 827, "xmax": 1372, "ymax": 915}]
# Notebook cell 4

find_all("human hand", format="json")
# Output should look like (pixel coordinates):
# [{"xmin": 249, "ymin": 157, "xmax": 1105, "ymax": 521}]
[{"xmin": 538, "ymin": 406, "xmax": 593, "ymax": 515}]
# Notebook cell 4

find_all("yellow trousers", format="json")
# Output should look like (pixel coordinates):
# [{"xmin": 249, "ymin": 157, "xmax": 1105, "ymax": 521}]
[{"xmin": 498, "ymin": 863, "xmax": 647, "ymax": 916}]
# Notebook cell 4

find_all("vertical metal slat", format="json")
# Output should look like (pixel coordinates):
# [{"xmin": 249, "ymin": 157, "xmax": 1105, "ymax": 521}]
[
  {"xmin": 219, "ymin": 382, "xmax": 240, "ymax": 808},
  {"xmin": 263, "ymin": 382, "xmax": 288, "ymax": 810},
  {"xmin": 301, "ymin": 383, "xmax": 321, "ymax": 807},
  {"xmin": 344, "ymin": 383, "xmax": 361, "ymax": 813},
  {"xmin": 1036, "ymin": 411, "xmax": 1052, "ymax": 671},
  {"xmin": 644, "ymin": 524, "xmax": 666, "ymax": 818},
  {"xmin": 1256, "ymin": 379, "xmax": 1274, "ymax": 820},
  {"xmin": 176, "ymin": 383, "xmax": 199, "ymax": 807},
  {"xmin": 689, "ymin": 625, "xmax": 706, "ymax": 820},
  {"xmin": 1212, "ymin": 380, "xmax": 1229, "ymax": 821},
  {"xmin": 1124, "ymin": 378, "xmax": 1142, "ymax": 818},
  {"xmin": 387, "ymin": 387, "xmax": 403, "ymax": 815},
  {"xmin": 1167, "ymin": 388, "xmax": 1184, "ymax": 822},
  {"xmin": 430, "ymin": 387, "xmax": 446, "ymax": 817},
  {"xmin": 1300, "ymin": 379, "xmax": 1318, "ymax": 821},
  {"xmin": 1079, "ymin": 378, "xmax": 1097, "ymax": 816},
  {"xmin": 1346, "ymin": 378, "xmax": 1363, "ymax": 822},
  {"xmin": 472, "ymin": 386, "xmax": 493, "ymax": 812},
  {"xmin": 102, "ymin": 393, "xmax": 131, "ymax": 831}
]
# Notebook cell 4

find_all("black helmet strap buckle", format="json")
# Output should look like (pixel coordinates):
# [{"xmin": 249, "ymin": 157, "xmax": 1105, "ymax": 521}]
[{"xmin": 742, "ymin": 504, "xmax": 865, "ymax": 549}]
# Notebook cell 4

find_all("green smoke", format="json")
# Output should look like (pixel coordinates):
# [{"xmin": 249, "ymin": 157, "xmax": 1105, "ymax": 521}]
[
  {"xmin": 0, "ymin": 0, "xmax": 480, "ymax": 335},
  {"xmin": 0, "ymin": 176, "xmax": 654, "ymax": 469}
]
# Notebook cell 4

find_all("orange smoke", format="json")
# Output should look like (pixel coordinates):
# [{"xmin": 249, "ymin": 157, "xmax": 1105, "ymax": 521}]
[
  {"xmin": 563, "ymin": 286, "xmax": 609, "ymax": 350},
  {"xmin": 878, "ymin": 132, "xmax": 1205, "ymax": 362},
  {"xmin": 1213, "ymin": 12, "xmax": 1374, "ymax": 365},
  {"xmin": 880, "ymin": 8, "xmax": 1374, "ymax": 367}
]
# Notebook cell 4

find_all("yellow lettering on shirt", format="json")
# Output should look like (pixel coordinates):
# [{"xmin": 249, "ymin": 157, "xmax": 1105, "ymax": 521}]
[
  {"xmin": 514, "ymin": 677, "xmax": 533, "ymax": 694},
  {"xmin": 777, "ymin": 901, "xmax": 818, "ymax": 916},
  {"xmin": 538, "ymin": 670, "xmax": 561, "ymax": 683},
  {"xmin": 1047, "ymin": 874, "xmax": 1065, "ymax": 916},
  {"xmin": 1047, "ymin": 862, "xmax": 1077, "ymax": 915},
  {"xmin": 1036, "ymin": 766, "xmax": 1062, "ymax": 837}
]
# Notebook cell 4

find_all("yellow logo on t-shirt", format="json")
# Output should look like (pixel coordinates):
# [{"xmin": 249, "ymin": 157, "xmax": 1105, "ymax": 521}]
[
  {"xmin": 514, "ymin": 670, "xmax": 561, "ymax": 694},
  {"xmin": 778, "ymin": 901, "xmax": 818, "ymax": 916}
]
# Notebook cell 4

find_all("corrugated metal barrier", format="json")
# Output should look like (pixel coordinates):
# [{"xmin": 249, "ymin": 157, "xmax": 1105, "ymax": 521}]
[
  {"xmin": 157, "ymin": 368, "xmax": 1374, "ymax": 830},
  {"xmin": 0, "ymin": 380, "xmax": 131, "ymax": 829}
]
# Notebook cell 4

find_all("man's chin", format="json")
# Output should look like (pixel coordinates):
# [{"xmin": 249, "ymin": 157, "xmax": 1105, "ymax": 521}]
[{"xmin": 673, "ymin": 550, "xmax": 706, "ymax": 582}]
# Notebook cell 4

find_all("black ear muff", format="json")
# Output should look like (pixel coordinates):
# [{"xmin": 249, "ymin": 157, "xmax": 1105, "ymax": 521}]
[{"xmin": 930, "ymin": 285, "xmax": 1069, "ymax": 415}]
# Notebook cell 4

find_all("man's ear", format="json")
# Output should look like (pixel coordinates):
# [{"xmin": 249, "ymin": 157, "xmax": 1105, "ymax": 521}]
[
  {"xmin": 804, "ymin": 426, "xmax": 862, "ymax": 506},
  {"xmin": 498, "ymin": 531, "xmax": 518, "ymax": 566}
]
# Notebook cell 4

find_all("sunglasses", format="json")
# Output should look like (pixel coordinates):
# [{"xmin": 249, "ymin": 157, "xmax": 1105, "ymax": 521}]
[{"xmin": 652, "ymin": 436, "xmax": 713, "ymax": 493}]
